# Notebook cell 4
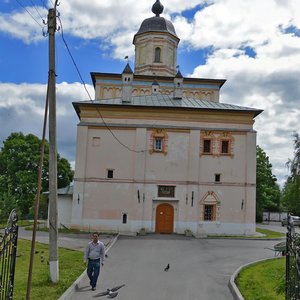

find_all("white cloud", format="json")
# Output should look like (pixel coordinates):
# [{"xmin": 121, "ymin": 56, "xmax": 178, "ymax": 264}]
[
  {"xmin": 0, "ymin": 82, "xmax": 93, "ymax": 163},
  {"xmin": 1, "ymin": 0, "xmax": 300, "ymax": 186},
  {"xmin": 190, "ymin": 46, "xmax": 300, "ymax": 186},
  {"xmin": 0, "ymin": 8, "xmax": 47, "ymax": 43}
]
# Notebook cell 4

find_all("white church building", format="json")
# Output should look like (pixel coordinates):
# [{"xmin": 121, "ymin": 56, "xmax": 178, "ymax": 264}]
[{"xmin": 60, "ymin": 0, "xmax": 262, "ymax": 236}]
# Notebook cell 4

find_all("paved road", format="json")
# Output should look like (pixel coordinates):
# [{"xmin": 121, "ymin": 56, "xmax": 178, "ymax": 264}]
[
  {"xmin": 16, "ymin": 227, "xmax": 115, "ymax": 251},
  {"xmin": 257, "ymin": 221, "xmax": 300, "ymax": 234},
  {"xmin": 73, "ymin": 234, "xmax": 281, "ymax": 300}
]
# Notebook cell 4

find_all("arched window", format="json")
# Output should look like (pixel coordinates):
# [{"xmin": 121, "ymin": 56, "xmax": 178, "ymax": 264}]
[{"xmin": 154, "ymin": 47, "xmax": 161, "ymax": 62}]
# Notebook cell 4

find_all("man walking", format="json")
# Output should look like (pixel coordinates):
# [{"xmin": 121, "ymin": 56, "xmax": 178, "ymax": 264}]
[{"xmin": 84, "ymin": 232, "xmax": 105, "ymax": 291}]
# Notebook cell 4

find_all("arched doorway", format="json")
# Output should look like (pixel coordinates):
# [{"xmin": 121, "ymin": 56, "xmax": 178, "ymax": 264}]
[{"xmin": 155, "ymin": 203, "xmax": 174, "ymax": 233}]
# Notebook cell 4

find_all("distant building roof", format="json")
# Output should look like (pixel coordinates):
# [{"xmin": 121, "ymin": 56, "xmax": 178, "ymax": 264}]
[
  {"xmin": 73, "ymin": 94, "xmax": 263, "ymax": 118},
  {"xmin": 43, "ymin": 184, "xmax": 73, "ymax": 196}
]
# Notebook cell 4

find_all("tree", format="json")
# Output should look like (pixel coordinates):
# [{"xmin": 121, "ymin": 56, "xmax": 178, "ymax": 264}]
[
  {"xmin": 256, "ymin": 145, "xmax": 281, "ymax": 222},
  {"xmin": 282, "ymin": 133, "xmax": 300, "ymax": 215},
  {"xmin": 0, "ymin": 132, "xmax": 73, "ymax": 219}
]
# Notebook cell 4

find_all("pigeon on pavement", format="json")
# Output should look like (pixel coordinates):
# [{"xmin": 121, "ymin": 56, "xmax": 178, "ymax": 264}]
[
  {"xmin": 94, "ymin": 284, "xmax": 125, "ymax": 298},
  {"xmin": 107, "ymin": 291, "xmax": 118, "ymax": 298}
]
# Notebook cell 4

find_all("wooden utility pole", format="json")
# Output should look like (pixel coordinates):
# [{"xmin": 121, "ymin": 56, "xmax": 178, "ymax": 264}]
[{"xmin": 48, "ymin": 3, "xmax": 59, "ymax": 283}]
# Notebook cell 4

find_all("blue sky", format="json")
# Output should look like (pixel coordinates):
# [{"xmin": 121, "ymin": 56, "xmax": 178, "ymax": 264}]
[
  {"xmin": 1, "ymin": 0, "xmax": 300, "ymax": 186},
  {"xmin": 0, "ymin": 2, "xmax": 206, "ymax": 84}
]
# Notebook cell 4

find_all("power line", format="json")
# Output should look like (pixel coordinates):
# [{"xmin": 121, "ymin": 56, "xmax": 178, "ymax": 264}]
[
  {"xmin": 57, "ymin": 16, "xmax": 146, "ymax": 154},
  {"xmin": 14, "ymin": 0, "xmax": 44, "ymax": 28},
  {"xmin": 40, "ymin": 0, "xmax": 48, "ymax": 9},
  {"xmin": 29, "ymin": 0, "xmax": 46, "ymax": 22}
]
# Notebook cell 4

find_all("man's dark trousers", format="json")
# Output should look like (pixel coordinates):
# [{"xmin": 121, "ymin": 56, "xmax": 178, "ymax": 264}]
[{"xmin": 87, "ymin": 258, "xmax": 101, "ymax": 289}]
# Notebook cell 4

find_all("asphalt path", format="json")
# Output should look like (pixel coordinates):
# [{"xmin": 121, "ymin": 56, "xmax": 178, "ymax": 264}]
[
  {"xmin": 17, "ymin": 227, "xmax": 114, "ymax": 251},
  {"xmin": 73, "ymin": 234, "xmax": 282, "ymax": 300},
  {"xmin": 15, "ymin": 224, "xmax": 287, "ymax": 300},
  {"xmin": 257, "ymin": 221, "xmax": 300, "ymax": 234}
]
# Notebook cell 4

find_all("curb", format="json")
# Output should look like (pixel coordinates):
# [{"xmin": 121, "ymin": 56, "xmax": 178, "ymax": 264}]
[
  {"xmin": 58, "ymin": 234, "xmax": 119, "ymax": 300},
  {"xmin": 228, "ymin": 256, "xmax": 283, "ymax": 300}
]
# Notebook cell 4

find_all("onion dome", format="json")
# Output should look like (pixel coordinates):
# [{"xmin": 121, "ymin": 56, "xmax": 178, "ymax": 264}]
[{"xmin": 133, "ymin": 0, "xmax": 178, "ymax": 42}]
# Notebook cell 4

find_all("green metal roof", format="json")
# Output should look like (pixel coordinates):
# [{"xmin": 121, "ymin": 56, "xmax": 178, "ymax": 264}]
[
  {"xmin": 73, "ymin": 94, "xmax": 263, "ymax": 118},
  {"xmin": 74, "ymin": 94, "xmax": 262, "ymax": 117}
]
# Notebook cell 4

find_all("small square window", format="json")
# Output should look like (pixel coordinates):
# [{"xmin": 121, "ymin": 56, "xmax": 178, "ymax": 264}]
[
  {"xmin": 92, "ymin": 137, "xmax": 100, "ymax": 146},
  {"xmin": 154, "ymin": 137, "xmax": 163, "ymax": 151},
  {"xmin": 107, "ymin": 169, "xmax": 114, "ymax": 179},
  {"xmin": 215, "ymin": 174, "xmax": 221, "ymax": 182},
  {"xmin": 203, "ymin": 139, "xmax": 211, "ymax": 153},
  {"xmin": 221, "ymin": 140, "xmax": 229, "ymax": 154}
]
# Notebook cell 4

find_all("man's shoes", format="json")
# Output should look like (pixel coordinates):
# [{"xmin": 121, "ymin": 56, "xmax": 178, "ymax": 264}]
[{"xmin": 91, "ymin": 287, "xmax": 96, "ymax": 291}]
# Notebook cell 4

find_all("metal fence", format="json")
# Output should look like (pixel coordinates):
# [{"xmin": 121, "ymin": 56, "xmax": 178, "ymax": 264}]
[
  {"xmin": 286, "ymin": 214, "xmax": 300, "ymax": 300},
  {"xmin": 0, "ymin": 210, "xmax": 18, "ymax": 300}
]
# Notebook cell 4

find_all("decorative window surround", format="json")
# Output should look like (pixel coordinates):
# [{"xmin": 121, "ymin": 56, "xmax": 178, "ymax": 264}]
[
  {"xmin": 149, "ymin": 129, "xmax": 168, "ymax": 155},
  {"xmin": 200, "ymin": 131, "xmax": 234, "ymax": 157},
  {"xmin": 216, "ymin": 132, "xmax": 235, "ymax": 157},
  {"xmin": 199, "ymin": 191, "xmax": 221, "ymax": 222}
]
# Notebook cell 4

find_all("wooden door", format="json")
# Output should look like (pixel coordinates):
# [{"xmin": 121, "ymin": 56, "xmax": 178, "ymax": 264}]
[{"xmin": 155, "ymin": 203, "xmax": 174, "ymax": 233}]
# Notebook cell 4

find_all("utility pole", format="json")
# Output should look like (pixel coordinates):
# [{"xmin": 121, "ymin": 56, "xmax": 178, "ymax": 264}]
[{"xmin": 48, "ymin": 2, "xmax": 59, "ymax": 283}]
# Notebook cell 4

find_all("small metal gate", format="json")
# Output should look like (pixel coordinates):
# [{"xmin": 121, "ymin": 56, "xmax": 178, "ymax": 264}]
[
  {"xmin": 0, "ymin": 210, "xmax": 18, "ymax": 300},
  {"xmin": 286, "ymin": 214, "xmax": 300, "ymax": 300}
]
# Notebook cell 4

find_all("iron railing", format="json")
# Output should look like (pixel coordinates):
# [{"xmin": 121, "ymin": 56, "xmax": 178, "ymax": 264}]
[
  {"xmin": 286, "ymin": 214, "xmax": 300, "ymax": 300},
  {"xmin": 0, "ymin": 210, "xmax": 18, "ymax": 300}
]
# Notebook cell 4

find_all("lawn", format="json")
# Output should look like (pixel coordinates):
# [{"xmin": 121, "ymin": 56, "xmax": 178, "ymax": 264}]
[
  {"xmin": 236, "ymin": 257, "xmax": 285, "ymax": 300},
  {"xmin": 256, "ymin": 227, "xmax": 285, "ymax": 239},
  {"xmin": 13, "ymin": 239, "xmax": 85, "ymax": 300},
  {"xmin": 208, "ymin": 227, "xmax": 285, "ymax": 239}
]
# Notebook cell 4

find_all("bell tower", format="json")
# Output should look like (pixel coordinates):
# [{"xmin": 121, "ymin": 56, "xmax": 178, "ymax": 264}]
[{"xmin": 133, "ymin": 0, "xmax": 180, "ymax": 77}]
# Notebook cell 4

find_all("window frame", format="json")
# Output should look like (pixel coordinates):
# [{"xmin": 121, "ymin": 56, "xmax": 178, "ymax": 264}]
[
  {"xmin": 92, "ymin": 137, "xmax": 100, "ymax": 147},
  {"xmin": 154, "ymin": 137, "xmax": 163, "ymax": 152},
  {"xmin": 221, "ymin": 140, "xmax": 230, "ymax": 154},
  {"xmin": 154, "ymin": 47, "xmax": 161, "ymax": 63},
  {"xmin": 204, "ymin": 204, "xmax": 216, "ymax": 221},
  {"xmin": 107, "ymin": 169, "xmax": 114, "ymax": 179},
  {"xmin": 150, "ymin": 129, "xmax": 168, "ymax": 155},
  {"xmin": 122, "ymin": 213, "xmax": 128, "ymax": 224},
  {"xmin": 215, "ymin": 173, "xmax": 221, "ymax": 183},
  {"xmin": 203, "ymin": 139, "xmax": 212, "ymax": 154}
]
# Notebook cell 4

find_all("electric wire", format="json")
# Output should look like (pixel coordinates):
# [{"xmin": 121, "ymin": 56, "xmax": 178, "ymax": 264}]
[
  {"xmin": 57, "ymin": 16, "xmax": 146, "ymax": 153},
  {"xmin": 29, "ymin": 0, "xmax": 46, "ymax": 22},
  {"xmin": 40, "ymin": 0, "xmax": 48, "ymax": 9},
  {"xmin": 14, "ymin": 0, "xmax": 44, "ymax": 28}
]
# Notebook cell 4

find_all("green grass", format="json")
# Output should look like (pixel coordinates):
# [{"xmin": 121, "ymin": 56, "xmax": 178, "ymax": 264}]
[
  {"xmin": 256, "ymin": 227, "xmax": 285, "ymax": 239},
  {"xmin": 0, "ymin": 220, "xmax": 45, "ymax": 229},
  {"xmin": 208, "ymin": 227, "xmax": 285, "ymax": 239},
  {"xmin": 236, "ymin": 257, "xmax": 285, "ymax": 300},
  {"xmin": 13, "ymin": 239, "xmax": 85, "ymax": 300}
]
